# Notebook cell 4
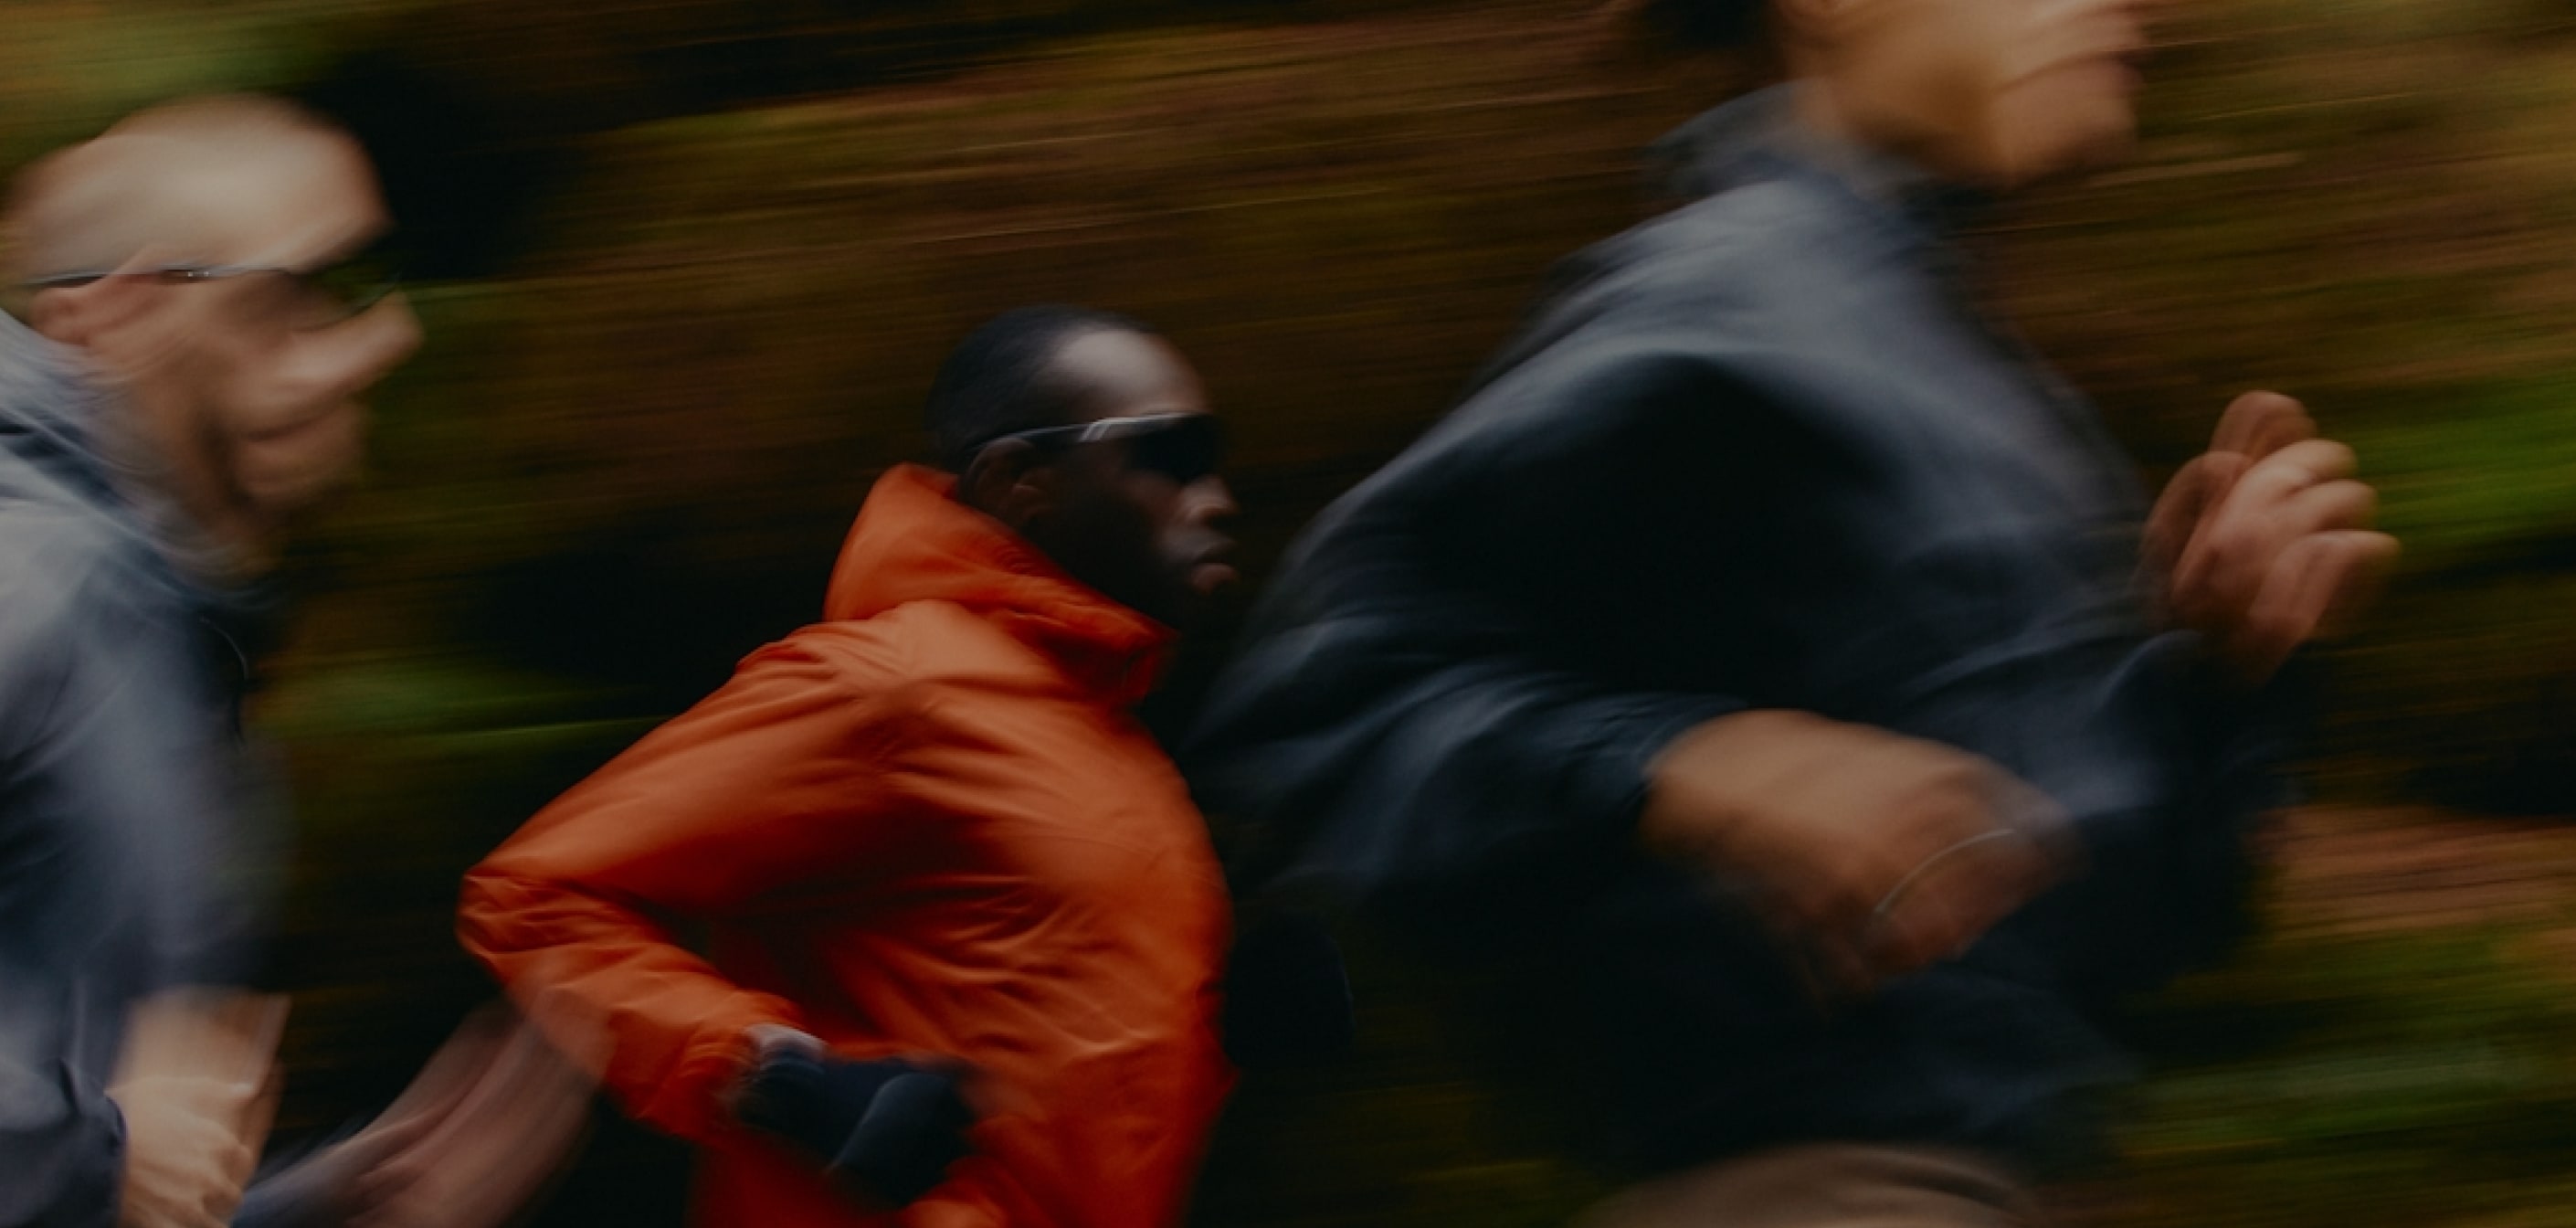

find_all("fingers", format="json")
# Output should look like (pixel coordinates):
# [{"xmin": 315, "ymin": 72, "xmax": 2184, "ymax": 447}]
[
  {"xmin": 2210, "ymin": 390, "xmax": 2315, "ymax": 460},
  {"xmin": 2252, "ymin": 436, "xmax": 2359, "ymax": 485},
  {"xmin": 113, "ymin": 1076, "xmax": 260, "ymax": 1228},
  {"xmin": 2233, "ymin": 529, "xmax": 2402, "ymax": 678},
  {"xmin": 229, "ymin": 1070, "xmax": 280, "ymax": 1188},
  {"xmin": 2280, "ymin": 474, "xmax": 2379, "ymax": 534},
  {"xmin": 2156, "ymin": 391, "xmax": 2321, "ymax": 582},
  {"xmin": 2195, "ymin": 439, "xmax": 2360, "ymax": 549},
  {"xmin": 2143, "ymin": 450, "xmax": 2248, "ymax": 578},
  {"xmin": 208, "ymin": 1138, "xmax": 258, "ymax": 1225},
  {"xmin": 2321, "ymin": 529, "xmax": 2402, "ymax": 627},
  {"xmin": 2169, "ymin": 430, "xmax": 2379, "ymax": 648},
  {"xmin": 2182, "ymin": 474, "xmax": 2376, "ymax": 615},
  {"xmin": 2203, "ymin": 439, "xmax": 2359, "ymax": 535}
]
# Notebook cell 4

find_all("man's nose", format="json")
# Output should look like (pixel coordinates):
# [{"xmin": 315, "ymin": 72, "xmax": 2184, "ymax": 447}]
[
  {"xmin": 359, "ymin": 291, "xmax": 425, "ymax": 374},
  {"xmin": 307, "ymin": 291, "xmax": 423, "ymax": 396},
  {"xmin": 1183, "ymin": 476, "xmax": 1238, "ymax": 523}
]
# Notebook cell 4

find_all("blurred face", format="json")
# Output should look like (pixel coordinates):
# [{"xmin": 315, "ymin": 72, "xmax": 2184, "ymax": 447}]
[
  {"xmin": 1012, "ymin": 330, "xmax": 1239, "ymax": 630},
  {"xmin": 1795, "ymin": 0, "xmax": 2154, "ymax": 185},
  {"xmin": 35, "ymin": 132, "xmax": 421, "ymax": 556}
]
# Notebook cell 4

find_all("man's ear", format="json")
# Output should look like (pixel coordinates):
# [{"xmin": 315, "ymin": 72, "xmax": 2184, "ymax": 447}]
[
  {"xmin": 957, "ymin": 437, "xmax": 1055, "ymax": 532},
  {"xmin": 26, "ymin": 275, "xmax": 156, "ymax": 350}
]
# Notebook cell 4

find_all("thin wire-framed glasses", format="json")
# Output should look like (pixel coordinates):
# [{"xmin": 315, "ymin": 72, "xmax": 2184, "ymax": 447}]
[{"xmin": 21, "ymin": 246, "xmax": 405, "ymax": 331}]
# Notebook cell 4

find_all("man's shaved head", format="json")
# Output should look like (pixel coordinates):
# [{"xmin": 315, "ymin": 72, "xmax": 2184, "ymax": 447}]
[
  {"xmin": 5, "ymin": 96, "xmax": 369, "ymax": 286},
  {"xmin": 0, "ymin": 93, "xmax": 416, "ymax": 578}
]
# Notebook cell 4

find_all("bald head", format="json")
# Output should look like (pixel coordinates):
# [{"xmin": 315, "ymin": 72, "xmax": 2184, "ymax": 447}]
[
  {"xmin": 0, "ymin": 95, "xmax": 417, "ymax": 578},
  {"xmin": 5, "ymin": 96, "xmax": 377, "ymax": 287}
]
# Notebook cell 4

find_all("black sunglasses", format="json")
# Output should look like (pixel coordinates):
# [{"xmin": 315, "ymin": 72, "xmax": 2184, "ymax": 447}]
[{"xmin": 983, "ymin": 412, "xmax": 1226, "ymax": 484}]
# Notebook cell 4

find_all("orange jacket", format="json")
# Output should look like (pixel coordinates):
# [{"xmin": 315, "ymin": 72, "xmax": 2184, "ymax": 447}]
[{"xmin": 459, "ymin": 465, "xmax": 1234, "ymax": 1227}]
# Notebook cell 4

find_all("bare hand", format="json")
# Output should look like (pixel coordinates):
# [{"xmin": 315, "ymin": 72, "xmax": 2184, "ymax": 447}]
[
  {"xmin": 1642, "ymin": 710, "xmax": 2072, "ymax": 992},
  {"xmin": 111, "ymin": 991, "xmax": 286, "ymax": 1228},
  {"xmin": 2145, "ymin": 391, "xmax": 2399, "ymax": 683}
]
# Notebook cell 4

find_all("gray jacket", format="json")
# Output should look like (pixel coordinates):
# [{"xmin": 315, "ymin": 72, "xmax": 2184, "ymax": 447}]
[
  {"xmin": 1189, "ymin": 88, "xmax": 2294, "ymax": 1170},
  {"xmin": 0, "ymin": 312, "xmax": 274, "ymax": 1228}
]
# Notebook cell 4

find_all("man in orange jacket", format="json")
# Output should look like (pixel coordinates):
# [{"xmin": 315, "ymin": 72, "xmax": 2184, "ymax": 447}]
[{"xmin": 458, "ymin": 305, "xmax": 1242, "ymax": 1226}]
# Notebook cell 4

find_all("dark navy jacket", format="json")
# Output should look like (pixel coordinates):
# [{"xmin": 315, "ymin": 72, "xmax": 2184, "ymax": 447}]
[
  {"xmin": 1188, "ymin": 88, "xmax": 2289, "ymax": 1171},
  {"xmin": 0, "ymin": 313, "xmax": 274, "ymax": 1227}
]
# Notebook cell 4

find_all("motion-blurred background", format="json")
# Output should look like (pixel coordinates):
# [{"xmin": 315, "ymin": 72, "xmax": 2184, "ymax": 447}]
[{"xmin": 15, "ymin": 0, "xmax": 2576, "ymax": 1223}]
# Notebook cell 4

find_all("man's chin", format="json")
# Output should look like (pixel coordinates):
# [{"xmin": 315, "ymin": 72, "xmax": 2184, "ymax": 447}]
[
  {"xmin": 1144, "ymin": 566, "xmax": 1240, "ymax": 634},
  {"xmin": 1981, "ymin": 73, "xmax": 2140, "ymax": 187},
  {"xmin": 238, "ymin": 470, "xmax": 362, "ymax": 536},
  {"xmin": 1188, "ymin": 561, "xmax": 1240, "ymax": 598},
  {"xmin": 1991, "ymin": 120, "xmax": 2137, "ymax": 189},
  {"xmin": 253, "ymin": 475, "xmax": 354, "ymax": 513}
]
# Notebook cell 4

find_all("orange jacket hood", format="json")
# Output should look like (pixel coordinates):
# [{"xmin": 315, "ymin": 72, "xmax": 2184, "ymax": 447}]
[{"xmin": 824, "ymin": 464, "xmax": 1173, "ymax": 707}]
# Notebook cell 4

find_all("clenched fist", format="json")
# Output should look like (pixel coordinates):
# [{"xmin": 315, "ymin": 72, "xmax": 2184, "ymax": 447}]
[
  {"xmin": 2145, "ymin": 391, "xmax": 2399, "ymax": 683},
  {"xmin": 1641, "ymin": 710, "xmax": 2073, "ymax": 992}
]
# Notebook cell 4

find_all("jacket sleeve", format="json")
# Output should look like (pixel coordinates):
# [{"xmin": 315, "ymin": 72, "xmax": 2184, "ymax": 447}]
[
  {"xmin": 1189, "ymin": 340, "xmax": 1755, "ymax": 927},
  {"xmin": 0, "ymin": 1024, "xmax": 125, "ymax": 1228},
  {"xmin": 0, "ymin": 591, "xmax": 122, "ymax": 1228},
  {"xmin": 457, "ymin": 636, "xmax": 915, "ymax": 1143},
  {"xmin": 2040, "ymin": 630, "xmax": 2306, "ymax": 995},
  {"xmin": 0, "ymin": 533, "xmax": 235, "ymax": 1228}
]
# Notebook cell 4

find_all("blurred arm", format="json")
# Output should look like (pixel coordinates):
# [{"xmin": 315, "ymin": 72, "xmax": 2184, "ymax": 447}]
[
  {"xmin": 458, "ymin": 637, "xmax": 913, "ymax": 1144},
  {"xmin": 0, "ymin": 545, "xmax": 222, "ymax": 1228},
  {"xmin": 1190, "ymin": 345, "xmax": 1750, "ymax": 926}
]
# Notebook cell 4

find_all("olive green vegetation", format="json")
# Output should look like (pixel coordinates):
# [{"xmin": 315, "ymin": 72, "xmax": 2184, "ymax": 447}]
[{"xmin": 16, "ymin": 0, "xmax": 2576, "ymax": 1223}]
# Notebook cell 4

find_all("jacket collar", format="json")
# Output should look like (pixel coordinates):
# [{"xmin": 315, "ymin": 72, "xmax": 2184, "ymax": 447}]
[
  {"xmin": 1648, "ymin": 84, "xmax": 1990, "ymax": 247},
  {"xmin": 0, "ymin": 312, "xmax": 271, "ymax": 623},
  {"xmin": 0, "ymin": 309, "xmax": 128, "ymax": 508},
  {"xmin": 824, "ymin": 464, "xmax": 1175, "ymax": 707}
]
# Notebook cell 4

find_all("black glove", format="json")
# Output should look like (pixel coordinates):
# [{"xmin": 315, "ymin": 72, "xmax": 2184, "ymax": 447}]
[{"xmin": 734, "ymin": 1049, "xmax": 975, "ymax": 1207}]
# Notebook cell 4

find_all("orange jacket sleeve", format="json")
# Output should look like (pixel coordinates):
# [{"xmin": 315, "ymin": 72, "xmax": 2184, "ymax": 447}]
[{"xmin": 458, "ymin": 634, "xmax": 913, "ymax": 1142}]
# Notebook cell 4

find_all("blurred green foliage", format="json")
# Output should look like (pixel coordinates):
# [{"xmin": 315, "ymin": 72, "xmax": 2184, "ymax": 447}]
[{"xmin": 17, "ymin": 0, "xmax": 2576, "ymax": 1223}]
